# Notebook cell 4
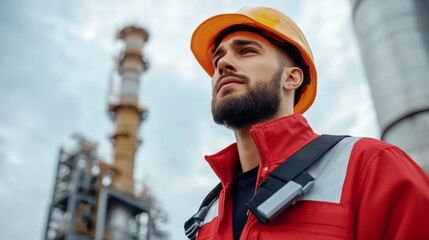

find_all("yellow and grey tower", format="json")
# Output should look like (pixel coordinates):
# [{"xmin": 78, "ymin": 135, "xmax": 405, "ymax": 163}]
[{"xmin": 109, "ymin": 26, "xmax": 149, "ymax": 194}]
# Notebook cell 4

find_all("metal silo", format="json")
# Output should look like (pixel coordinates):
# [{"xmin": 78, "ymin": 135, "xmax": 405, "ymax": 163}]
[{"xmin": 350, "ymin": 0, "xmax": 429, "ymax": 173}]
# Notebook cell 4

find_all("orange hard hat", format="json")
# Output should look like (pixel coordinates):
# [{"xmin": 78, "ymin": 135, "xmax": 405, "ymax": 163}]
[{"xmin": 191, "ymin": 6, "xmax": 317, "ymax": 114}]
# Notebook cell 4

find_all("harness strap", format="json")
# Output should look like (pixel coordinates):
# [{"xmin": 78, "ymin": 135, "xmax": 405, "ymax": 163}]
[
  {"xmin": 247, "ymin": 134, "xmax": 348, "ymax": 224},
  {"xmin": 184, "ymin": 182, "xmax": 222, "ymax": 240}
]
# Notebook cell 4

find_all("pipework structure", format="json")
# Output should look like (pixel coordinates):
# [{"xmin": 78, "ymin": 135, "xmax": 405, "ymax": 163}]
[
  {"xmin": 44, "ymin": 26, "xmax": 168, "ymax": 240},
  {"xmin": 350, "ymin": 0, "xmax": 429, "ymax": 173},
  {"xmin": 44, "ymin": 135, "xmax": 101, "ymax": 240}
]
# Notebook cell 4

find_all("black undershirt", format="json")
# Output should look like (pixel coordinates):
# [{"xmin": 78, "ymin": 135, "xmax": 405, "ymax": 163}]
[{"xmin": 232, "ymin": 166, "xmax": 259, "ymax": 240}]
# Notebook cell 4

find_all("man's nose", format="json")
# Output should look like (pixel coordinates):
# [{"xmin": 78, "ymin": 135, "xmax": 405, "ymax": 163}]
[{"xmin": 216, "ymin": 54, "xmax": 236, "ymax": 76}]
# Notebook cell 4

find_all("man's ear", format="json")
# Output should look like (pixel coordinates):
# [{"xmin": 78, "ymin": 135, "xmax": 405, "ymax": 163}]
[{"xmin": 282, "ymin": 67, "xmax": 304, "ymax": 91}]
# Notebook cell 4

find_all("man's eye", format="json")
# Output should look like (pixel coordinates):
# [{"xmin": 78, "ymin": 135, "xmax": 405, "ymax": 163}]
[{"xmin": 241, "ymin": 48, "xmax": 257, "ymax": 55}]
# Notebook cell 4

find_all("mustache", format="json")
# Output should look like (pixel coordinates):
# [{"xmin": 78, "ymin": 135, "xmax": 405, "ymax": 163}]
[{"xmin": 216, "ymin": 72, "xmax": 249, "ymax": 84}]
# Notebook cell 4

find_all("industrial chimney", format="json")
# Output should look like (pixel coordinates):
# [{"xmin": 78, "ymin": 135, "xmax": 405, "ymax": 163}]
[{"xmin": 109, "ymin": 26, "xmax": 149, "ymax": 193}]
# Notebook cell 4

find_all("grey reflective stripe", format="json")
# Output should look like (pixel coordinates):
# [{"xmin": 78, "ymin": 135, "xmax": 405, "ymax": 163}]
[
  {"xmin": 202, "ymin": 197, "xmax": 219, "ymax": 225},
  {"xmin": 302, "ymin": 137, "xmax": 360, "ymax": 203}
]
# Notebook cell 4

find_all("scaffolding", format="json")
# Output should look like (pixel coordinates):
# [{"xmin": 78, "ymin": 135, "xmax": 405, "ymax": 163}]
[{"xmin": 44, "ymin": 135, "xmax": 167, "ymax": 240}]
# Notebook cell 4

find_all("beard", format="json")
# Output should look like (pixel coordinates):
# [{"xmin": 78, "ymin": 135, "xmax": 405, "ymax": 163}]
[{"xmin": 211, "ymin": 67, "xmax": 283, "ymax": 129}]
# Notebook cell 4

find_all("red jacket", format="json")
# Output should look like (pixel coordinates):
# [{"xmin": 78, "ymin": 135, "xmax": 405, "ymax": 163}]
[{"xmin": 197, "ymin": 114, "xmax": 429, "ymax": 240}]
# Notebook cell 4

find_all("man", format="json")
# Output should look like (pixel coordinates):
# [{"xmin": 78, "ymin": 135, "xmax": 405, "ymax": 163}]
[{"xmin": 186, "ymin": 6, "xmax": 429, "ymax": 240}]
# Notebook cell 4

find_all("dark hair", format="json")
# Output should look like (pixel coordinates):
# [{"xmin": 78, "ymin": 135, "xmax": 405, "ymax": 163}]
[{"xmin": 214, "ymin": 25, "xmax": 310, "ymax": 105}]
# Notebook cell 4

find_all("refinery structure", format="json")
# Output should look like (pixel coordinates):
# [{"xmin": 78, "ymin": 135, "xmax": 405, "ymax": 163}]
[
  {"xmin": 44, "ymin": 26, "xmax": 168, "ymax": 240},
  {"xmin": 351, "ymin": 0, "xmax": 429, "ymax": 173}
]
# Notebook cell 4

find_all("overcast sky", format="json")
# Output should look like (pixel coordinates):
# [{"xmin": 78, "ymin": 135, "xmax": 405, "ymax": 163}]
[{"xmin": 0, "ymin": 0, "xmax": 380, "ymax": 239}]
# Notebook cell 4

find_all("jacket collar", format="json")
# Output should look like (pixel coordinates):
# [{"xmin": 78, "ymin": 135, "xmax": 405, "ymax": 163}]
[{"xmin": 204, "ymin": 114, "xmax": 317, "ymax": 186}]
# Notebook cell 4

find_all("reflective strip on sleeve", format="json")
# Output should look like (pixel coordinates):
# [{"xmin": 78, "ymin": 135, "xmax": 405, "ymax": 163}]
[{"xmin": 302, "ymin": 137, "xmax": 360, "ymax": 203}]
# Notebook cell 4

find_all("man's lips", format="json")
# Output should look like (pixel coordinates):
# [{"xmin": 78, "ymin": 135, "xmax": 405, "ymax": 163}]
[{"xmin": 217, "ymin": 76, "xmax": 244, "ymax": 92}]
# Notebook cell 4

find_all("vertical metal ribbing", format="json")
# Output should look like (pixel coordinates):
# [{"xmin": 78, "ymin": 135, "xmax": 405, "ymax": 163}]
[{"xmin": 350, "ymin": 0, "xmax": 429, "ymax": 172}]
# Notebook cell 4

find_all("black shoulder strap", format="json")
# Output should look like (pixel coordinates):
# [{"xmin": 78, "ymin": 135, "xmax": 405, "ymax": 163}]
[
  {"xmin": 271, "ymin": 134, "xmax": 347, "ymax": 183},
  {"xmin": 247, "ymin": 134, "xmax": 348, "ymax": 224},
  {"xmin": 198, "ymin": 182, "xmax": 223, "ymax": 211},
  {"xmin": 184, "ymin": 134, "xmax": 348, "ymax": 238},
  {"xmin": 184, "ymin": 182, "xmax": 222, "ymax": 240}
]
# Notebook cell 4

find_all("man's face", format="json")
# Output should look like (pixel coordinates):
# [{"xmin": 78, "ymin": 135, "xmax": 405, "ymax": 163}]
[{"xmin": 210, "ymin": 31, "xmax": 285, "ymax": 129}]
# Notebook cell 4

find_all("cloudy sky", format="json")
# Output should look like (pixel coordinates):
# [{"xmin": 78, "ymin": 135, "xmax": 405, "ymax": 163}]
[{"xmin": 0, "ymin": 0, "xmax": 380, "ymax": 239}]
